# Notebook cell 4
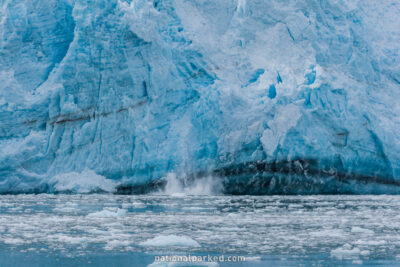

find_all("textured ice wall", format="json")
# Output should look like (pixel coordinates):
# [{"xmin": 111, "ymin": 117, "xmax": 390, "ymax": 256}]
[{"xmin": 0, "ymin": 0, "xmax": 399, "ymax": 193}]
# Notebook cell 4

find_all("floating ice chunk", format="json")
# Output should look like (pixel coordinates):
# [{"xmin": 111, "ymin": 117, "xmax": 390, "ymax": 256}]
[
  {"xmin": 49, "ymin": 169, "xmax": 118, "ymax": 193},
  {"xmin": 140, "ymin": 235, "xmax": 201, "ymax": 247},
  {"xmin": 246, "ymin": 256, "xmax": 261, "ymax": 262},
  {"xmin": 360, "ymin": 250, "xmax": 370, "ymax": 257},
  {"xmin": 51, "ymin": 234, "xmax": 88, "ymax": 245},
  {"xmin": 351, "ymin": 227, "xmax": 374, "ymax": 235},
  {"xmin": 171, "ymin": 193, "xmax": 187, "ymax": 198},
  {"xmin": 3, "ymin": 238, "xmax": 25, "ymax": 245},
  {"xmin": 104, "ymin": 240, "xmax": 131, "ymax": 250},
  {"xmin": 86, "ymin": 208, "xmax": 127, "ymax": 218},
  {"xmin": 309, "ymin": 229, "xmax": 346, "ymax": 238},
  {"xmin": 354, "ymin": 239, "xmax": 386, "ymax": 246},
  {"xmin": 122, "ymin": 202, "xmax": 146, "ymax": 209},
  {"xmin": 53, "ymin": 201, "xmax": 79, "ymax": 213},
  {"xmin": 330, "ymin": 244, "xmax": 361, "ymax": 260}
]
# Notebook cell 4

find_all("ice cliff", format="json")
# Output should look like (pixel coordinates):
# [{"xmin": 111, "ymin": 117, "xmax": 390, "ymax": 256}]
[{"xmin": 0, "ymin": 0, "xmax": 400, "ymax": 194}]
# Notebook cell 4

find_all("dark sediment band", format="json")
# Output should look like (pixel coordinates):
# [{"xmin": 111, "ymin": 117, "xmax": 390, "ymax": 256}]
[{"xmin": 115, "ymin": 159, "xmax": 400, "ymax": 195}]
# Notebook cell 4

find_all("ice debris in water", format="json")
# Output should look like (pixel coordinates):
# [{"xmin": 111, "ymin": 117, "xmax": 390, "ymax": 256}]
[
  {"xmin": 330, "ymin": 244, "xmax": 370, "ymax": 260},
  {"xmin": 86, "ymin": 208, "xmax": 127, "ymax": 218},
  {"xmin": 140, "ymin": 235, "xmax": 201, "ymax": 248}
]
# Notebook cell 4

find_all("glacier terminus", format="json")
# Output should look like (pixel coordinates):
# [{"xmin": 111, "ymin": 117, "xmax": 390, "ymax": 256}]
[{"xmin": 0, "ymin": 0, "xmax": 400, "ymax": 194}]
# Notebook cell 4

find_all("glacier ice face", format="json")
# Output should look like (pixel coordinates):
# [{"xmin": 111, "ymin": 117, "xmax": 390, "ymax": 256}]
[{"xmin": 0, "ymin": 0, "xmax": 400, "ymax": 193}]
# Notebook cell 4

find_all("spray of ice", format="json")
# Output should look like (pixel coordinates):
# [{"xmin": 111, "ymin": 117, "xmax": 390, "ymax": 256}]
[{"xmin": 160, "ymin": 173, "xmax": 222, "ymax": 196}]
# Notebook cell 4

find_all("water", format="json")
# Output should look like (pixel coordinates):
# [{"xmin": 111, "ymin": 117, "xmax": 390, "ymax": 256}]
[{"xmin": 1, "ymin": 194, "xmax": 400, "ymax": 266}]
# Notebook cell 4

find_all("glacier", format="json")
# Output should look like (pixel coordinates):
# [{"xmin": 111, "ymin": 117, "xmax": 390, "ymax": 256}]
[{"xmin": 0, "ymin": 0, "xmax": 400, "ymax": 194}]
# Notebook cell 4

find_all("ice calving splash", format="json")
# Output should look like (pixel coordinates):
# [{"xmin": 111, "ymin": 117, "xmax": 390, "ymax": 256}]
[{"xmin": 160, "ymin": 173, "xmax": 223, "ymax": 196}]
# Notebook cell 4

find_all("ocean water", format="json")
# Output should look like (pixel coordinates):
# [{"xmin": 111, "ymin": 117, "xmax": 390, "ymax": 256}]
[{"xmin": 1, "ymin": 194, "xmax": 400, "ymax": 266}]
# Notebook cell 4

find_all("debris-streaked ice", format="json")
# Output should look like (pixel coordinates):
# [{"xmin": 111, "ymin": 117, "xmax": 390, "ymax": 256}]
[{"xmin": 1, "ymin": 0, "xmax": 400, "ymax": 193}]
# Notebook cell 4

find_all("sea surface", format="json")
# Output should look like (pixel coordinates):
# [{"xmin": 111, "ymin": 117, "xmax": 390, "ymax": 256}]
[{"xmin": 1, "ymin": 194, "xmax": 400, "ymax": 266}]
